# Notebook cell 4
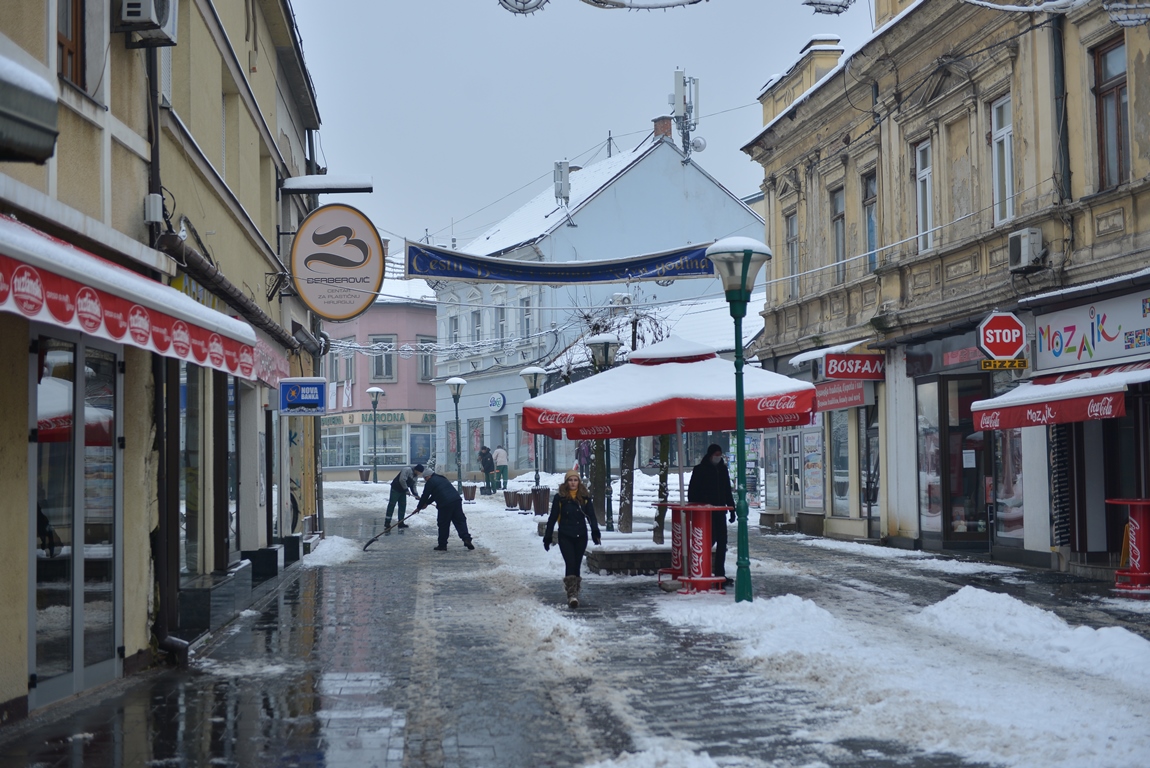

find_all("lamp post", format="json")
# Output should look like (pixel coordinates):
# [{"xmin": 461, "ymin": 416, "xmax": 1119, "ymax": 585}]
[
  {"xmin": 520, "ymin": 366, "xmax": 546, "ymax": 488},
  {"xmin": 587, "ymin": 335, "xmax": 620, "ymax": 531},
  {"xmin": 446, "ymin": 377, "xmax": 467, "ymax": 493},
  {"xmin": 366, "ymin": 386, "xmax": 384, "ymax": 483},
  {"xmin": 706, "ymin": 237, "xmax": 771, "ymax": 603}
]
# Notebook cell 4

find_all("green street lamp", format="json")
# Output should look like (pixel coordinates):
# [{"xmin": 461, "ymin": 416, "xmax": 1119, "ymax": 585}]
[
  {"xmin": 520, "ymin": 366, "xmax": 546, "ymax": 488},
  {"xmin": 366, "ymin": 386, "xmax": 384, "ymax": 483},
  {"xmin": 446, "ymin": 377, "xmax": 467, "ymax": 493},
  {"xmin": 587, "ymin": 335, "xmax": 620, "ymax": 531},
  {"xmin": 705, "ymin": 236, "xmax": 771, "ymax": 603}
]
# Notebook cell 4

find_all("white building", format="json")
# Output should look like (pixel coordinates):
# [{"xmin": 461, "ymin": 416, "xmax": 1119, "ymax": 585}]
[{"xmin": 426, "ymin": 118, "xmax": 764, "ymax": 481}]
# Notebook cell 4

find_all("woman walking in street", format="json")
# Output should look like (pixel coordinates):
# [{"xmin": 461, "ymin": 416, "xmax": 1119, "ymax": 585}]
[{"xmin": 543, "ymin": 469, "xmax": 601, "ymax": 608}]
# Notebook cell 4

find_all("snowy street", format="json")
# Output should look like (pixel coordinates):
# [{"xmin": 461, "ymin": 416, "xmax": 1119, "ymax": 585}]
[{"xmin": 2, "ymin": 474, "xmax": 1148, "ymax": 768}]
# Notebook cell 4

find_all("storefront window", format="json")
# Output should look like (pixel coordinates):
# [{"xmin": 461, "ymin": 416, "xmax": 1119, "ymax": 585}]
[
  {"xmin": 410, "ymin": 426, "xmax": 434, "ymax": 466},
  {"xmin": 917, "ymin": 381, "xmax": 941, "ymax": 532},
  {"xmin": 994, "ymin": 427, "xmax": 1024, "ymax": 540},
  {"xmin": 321, "ymin": 426, "xmax": 361, "ymax": 468},
  {"xmin": 830, "ymin": 410, "xmax": 850, "ymax": 517},
  {"xmin": 363, "ymin": 424, "xmax": 405, "ymax": 466},
  {"xmin": 180, "ymin": 362, "xmax": 202, "ymax": 577},
  {"xmin": 802, "ymin": 431, "xmax": 824, "ymax": 509},
  {"xmin": 763, "ymin": 434, "xmax": 780, "ymax": 509}
]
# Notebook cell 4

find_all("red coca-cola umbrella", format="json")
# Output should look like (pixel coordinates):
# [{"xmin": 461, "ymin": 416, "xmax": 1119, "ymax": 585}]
[
  {"xmin": 523, "ymin": 336, "xmax": 815, "ymax": 441},
  {"xmin": 37, "ymin": 376, "xmax": 113, "ymax": 446}
]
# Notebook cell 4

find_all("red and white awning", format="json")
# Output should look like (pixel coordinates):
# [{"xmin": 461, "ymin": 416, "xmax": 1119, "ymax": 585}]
[
  {"xmin": 0, "ymin": 215, "xmax": 256, "ymax": 378},
  {"xmin": 970, "ymin": 360, "xmax": 1150, "ymax": 430}
]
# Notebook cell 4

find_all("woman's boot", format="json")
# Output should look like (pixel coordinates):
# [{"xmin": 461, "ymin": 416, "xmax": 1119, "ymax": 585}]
[
  {"xmin": 573, "ymin": 576, "xmax": 582, "ymax": 608},
  {"xmin": 563, "ymin": 575, "xmax": 579, "ymax": 609}
]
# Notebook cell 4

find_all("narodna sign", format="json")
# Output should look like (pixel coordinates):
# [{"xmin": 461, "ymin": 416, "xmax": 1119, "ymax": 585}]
[
  {"xmin": 290, "ymin": 204, "xmax": 385, "ymax": 321},
  {"xmin": 977, "ymin": 312, "xmax": 1027, "ymax": 360}
]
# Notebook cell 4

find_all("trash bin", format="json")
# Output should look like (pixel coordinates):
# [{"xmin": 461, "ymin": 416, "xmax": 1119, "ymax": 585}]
[
  {"xmin": 532, "ymin": 487, "xmax": 551, "ymax": 516},
  {"xmin": 358, "ymin": 469, "xmax": 371, "ymax": 483},
  {"xmin": 462, "ymin": 484, "xmax": 477, "ymax": 502},
  {"xmin": 504, "ymin": 490, "xmax": 519, "ymax": 510},
  {"xmin": 517, "ymin": 491, "xmax": 533, "ymax": 513}
]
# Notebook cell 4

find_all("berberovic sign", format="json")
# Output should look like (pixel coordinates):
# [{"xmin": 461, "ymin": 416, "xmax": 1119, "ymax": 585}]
[{"xmin": 290, "ymin": 204, "xmax": 385, "ymax": 321}]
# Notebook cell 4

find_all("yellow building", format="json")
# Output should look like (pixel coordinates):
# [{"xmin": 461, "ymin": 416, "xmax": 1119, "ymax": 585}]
[
  {"xmin": 745, "ymin": 0, "xmax": 1149, "ymax": 574},
  {"xmin": 0, "ymin": 0, "xmax": 325, "ymax": 719}
]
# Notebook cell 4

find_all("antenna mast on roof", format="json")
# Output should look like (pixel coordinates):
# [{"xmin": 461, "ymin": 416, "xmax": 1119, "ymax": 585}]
[
  {"xmin": 554, "ymin": 161, "xmax": 577, "ymax": 228},
  {"xmin": 670, "ymin": 69, "xmax": 705, "ymax": 164}
]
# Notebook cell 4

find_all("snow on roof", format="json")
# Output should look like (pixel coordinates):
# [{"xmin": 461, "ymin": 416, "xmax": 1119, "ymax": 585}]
[
  {"xmin": 629, "ymin": 336, "xmax": 717, "ymax": 362},
  {"xmin": 788, "ymin": 337, "xmax": 874, "ymax": 368},
  {"xmin": 461, "ymin": 139, "xmax": 658, "ymax": 257},
  {"xmin": 747, "ymin": 0, "xmax": 929, "ymax": 145},
  {"xmin": 1021, "ymin": 265, "xmax": 1150, "ymax": 306},
  {"xmin": 0, "ymin": 52, "xmax": 57, "ymax": 101},
  {"xmin": 972, "ymin": 366, "xmax": 1150, "ymax": 412},
  {"xmin": 374, "ymin": 274, "xmax": 436, "ymax": 304},
  {"xmin": 660, "ymin": 291, "xmax": 766, "ymax": 353},
  {"xmin": 281, "ymin": 175, "xmax": 373, "ymax": 192}
]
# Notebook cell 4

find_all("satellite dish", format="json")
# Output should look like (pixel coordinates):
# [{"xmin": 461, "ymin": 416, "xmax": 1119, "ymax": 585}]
[
  {"xmin": 499, "ymin": 0, "xmax": 549, "ymax": 13},
  {"xmin": 690, "ymin": 136, "xmax": 707, "ymax": 153}
]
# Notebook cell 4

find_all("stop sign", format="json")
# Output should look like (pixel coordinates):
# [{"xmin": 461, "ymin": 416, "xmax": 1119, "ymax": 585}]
[{"xmin": 978, "ymin": 312, "xmax": 1027, "ymax": 360}]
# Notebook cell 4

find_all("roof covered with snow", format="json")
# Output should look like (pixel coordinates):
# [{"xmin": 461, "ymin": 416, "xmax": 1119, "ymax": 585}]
[{"xmin": 461, "ymin": 138, "xmax": 661, "ymax": 257}]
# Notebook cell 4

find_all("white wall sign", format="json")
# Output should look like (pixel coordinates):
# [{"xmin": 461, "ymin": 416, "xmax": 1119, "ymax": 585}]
[
  {"xmin": 290, "ymin": 204, "xmax": 385, "ymax": 321},
  {"xmin": 1035, "ymin": 290, "xmax": 1150, "ymax": 370},
  {"xmin": 488, "ymin": 393, "xmax": 506, "ymax": 412}
]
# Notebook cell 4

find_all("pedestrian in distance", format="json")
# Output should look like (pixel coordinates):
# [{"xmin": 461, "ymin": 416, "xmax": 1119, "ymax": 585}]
[
  {"xmin": 385, "ymin": 463, "xmax": 423, "ymax": 532},
  {"xmin": 492, "ymin": 444, "xmax": 509, "ymax": 490},
  {"xmin": 479, "ymin": 445, "xmax": 496, "ymax": 493},
  {"xmin": 687, "ymin": 443, "xmax": 736, "ymax": 587},
  {"xmin": 414, "ymin": 467, "xmax": 475, "ymax": 551},
  {"xmin": 543, "ymin": 468, "xmax": 601, "ymax": 608}
]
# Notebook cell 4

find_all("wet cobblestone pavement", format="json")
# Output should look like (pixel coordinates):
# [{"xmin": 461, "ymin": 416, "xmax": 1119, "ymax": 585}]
[{"xmin": 2, "ymin": 497, "xmax": 1146, "ymax": 768}]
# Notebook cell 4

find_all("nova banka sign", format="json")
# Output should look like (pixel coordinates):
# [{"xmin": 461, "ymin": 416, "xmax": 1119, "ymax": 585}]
[{"xmin": 405, "ymin": 241, "xmax": 716, "ymax": 284}]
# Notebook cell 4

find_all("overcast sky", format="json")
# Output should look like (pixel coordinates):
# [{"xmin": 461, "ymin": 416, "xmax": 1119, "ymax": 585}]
[{"xmin": 291, "ymin": 0, "xmax": 876, "ymax": 253}]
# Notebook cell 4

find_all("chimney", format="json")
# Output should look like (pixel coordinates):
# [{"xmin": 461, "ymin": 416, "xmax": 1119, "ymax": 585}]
[{"xmin": 652, "ymin": 115, "xmax": 673, "ymax": 139}]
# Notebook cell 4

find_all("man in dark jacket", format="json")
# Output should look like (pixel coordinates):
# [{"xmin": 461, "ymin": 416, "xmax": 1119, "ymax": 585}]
[
  {"xmin": 687, "ymin": 443, "xmax": 736, "ymax": 585},
  {"xmin": 386, "ymin": 463, "xmax": 423, "ymax": 530},
  {"xmin": 414, "ymin": 468, "xmax": 474, "ymax": 551},
  {"xmin": 478, "ymin": 446, "xmax": 495, "ymax": 493}
]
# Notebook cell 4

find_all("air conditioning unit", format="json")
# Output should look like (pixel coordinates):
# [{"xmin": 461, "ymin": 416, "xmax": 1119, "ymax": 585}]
[
  {"xmin": 1008, "ymin": 228, "xmax": 1044, "ymax": 274},
  {"xmin": 120, "ymin": 0, "xmax": 178, "ymax": 46}
]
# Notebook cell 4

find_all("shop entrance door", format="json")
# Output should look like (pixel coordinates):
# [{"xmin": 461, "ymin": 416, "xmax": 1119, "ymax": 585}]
[
  {"xmin": 780, "ymin": 430, "xmax": 803, "ymax": 520},
  {"xmin": 28, "ymin": 333, "xmax": 122, "ymax": 709},
  {"xmin": 916, "ymin": 376, "xmax": 990, "ymax": 550}
]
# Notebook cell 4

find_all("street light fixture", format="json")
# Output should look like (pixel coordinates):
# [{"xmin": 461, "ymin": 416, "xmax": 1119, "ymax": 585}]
[
  {"xmin": 446, "ymin": 377, "xmax": 467, "ymax": 493},
  {"xmin": 705, "ymin": 236, "xmax": 771, "ymax": 603},
  {"xmin": 587, "ymin": 335, "xmax": 620, "ymax": 531},
  {"xmin": 520, "ymin": 366, "xmax": 546, "ymax": 488},
  {"xmin": 366, "ymin": 386, "xmax": 385, "ymax": 484}
]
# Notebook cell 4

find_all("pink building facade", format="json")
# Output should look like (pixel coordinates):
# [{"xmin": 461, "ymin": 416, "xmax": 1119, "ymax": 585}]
[{"xmin": 319, "ymin": 288, "xmax": 438, "ymax": 481}]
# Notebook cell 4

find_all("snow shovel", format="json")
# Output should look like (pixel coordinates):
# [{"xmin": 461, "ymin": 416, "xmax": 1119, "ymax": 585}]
[{"xmin": 363, "ymin": 503, "xmax": 428, "ymax": 551}]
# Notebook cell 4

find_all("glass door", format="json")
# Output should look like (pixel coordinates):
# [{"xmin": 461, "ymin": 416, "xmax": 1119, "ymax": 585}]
[
  {"xmin": 30, "ymin": 334, "xmax": 121, "ymax": 708},
  {"xmin": 780, "ymin": 431, "xmax": 803, "ymax": 520}
]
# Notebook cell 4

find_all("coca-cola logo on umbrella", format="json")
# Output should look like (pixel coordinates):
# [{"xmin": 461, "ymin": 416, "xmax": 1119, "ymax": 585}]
[
  {"xmin": 756, "ymin": 394, "xmax": 798, "ymax": 412},
  {"xmin": 12, "ymin": 264, "xmax": 44, "ymax": 315},
  {"xmin": 538, "ymin": 412, "xmax": 576, "ymax": 425},
  {"xmin": 76, "ymin": 286, "xmax": 103, "ymax": 333}
]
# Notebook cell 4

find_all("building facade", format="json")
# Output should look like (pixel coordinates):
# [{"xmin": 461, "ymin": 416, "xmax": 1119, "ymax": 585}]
[
  {"xmin": 0, "ymin": 0, "xmax": 326, "ymax": 720},
  {"xmin": 319, "ymin": 281, "xmax": 438, "ymax": 481},
  {"xmin": 744, "ymin": 0, "xmax": 1149, "ymax": 573}
]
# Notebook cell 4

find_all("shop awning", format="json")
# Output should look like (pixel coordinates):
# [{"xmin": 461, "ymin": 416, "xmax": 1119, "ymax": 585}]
[
  {"xmin": 0, "ymin": 215, "xmax": 257, "ymax": 378},
  {"xmin": 970, "ymin": 361, "xmax": 1150, "ymax": 430}
]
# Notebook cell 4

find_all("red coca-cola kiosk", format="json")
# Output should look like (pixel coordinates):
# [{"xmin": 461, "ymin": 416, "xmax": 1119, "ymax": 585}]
[{"xmin": 657, "ymin": 502, "xmax": 731, "ymax": 593}]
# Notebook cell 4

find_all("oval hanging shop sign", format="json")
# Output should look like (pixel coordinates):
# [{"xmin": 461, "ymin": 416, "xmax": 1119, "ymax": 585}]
[{"xmin": 290, "ymin": 204, "xmax": 385, "ymax": 321}]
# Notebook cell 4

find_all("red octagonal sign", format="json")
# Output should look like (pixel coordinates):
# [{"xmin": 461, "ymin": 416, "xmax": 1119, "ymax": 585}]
[{"xmin": 978, "ymin": 312, "xmax": 1027, "ymax": 360}]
